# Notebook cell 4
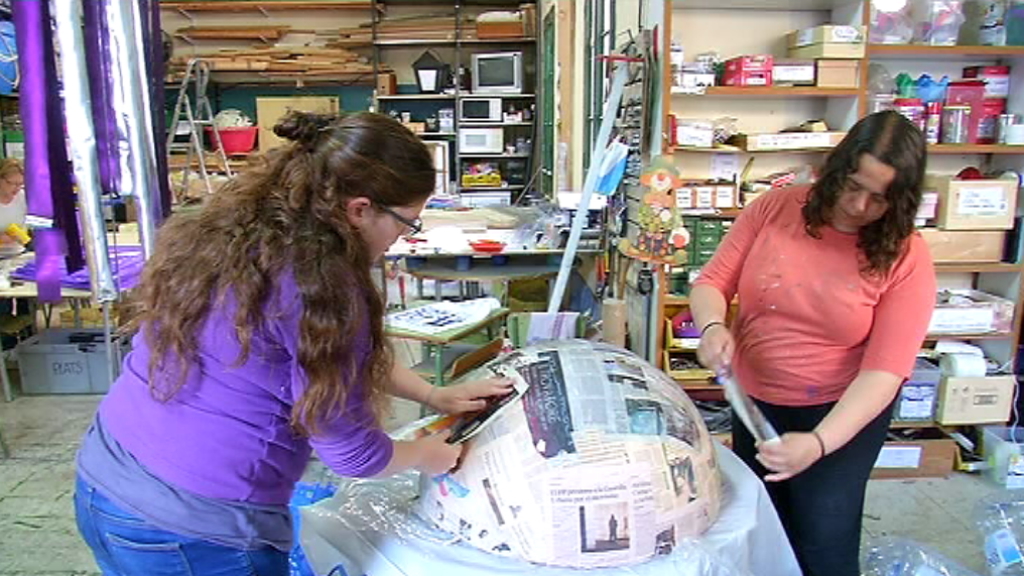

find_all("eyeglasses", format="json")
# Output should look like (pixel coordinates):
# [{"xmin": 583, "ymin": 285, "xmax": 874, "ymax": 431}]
[
  {"xmin": 1, "ymin": 176, "xmax": 23, "ymax": 190},
  {"xmin": 377, "ymin": 204, "xmax": 423, "ymax": 235}
]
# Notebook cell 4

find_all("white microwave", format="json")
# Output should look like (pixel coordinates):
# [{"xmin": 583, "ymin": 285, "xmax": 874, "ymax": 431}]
[
  {"xmin": 459, "ymin": 128, "xmax": 504, "ymax": 154},
  {"xmin": 459, "ymin": 98, "xmax": 503, "ymax": 123}
]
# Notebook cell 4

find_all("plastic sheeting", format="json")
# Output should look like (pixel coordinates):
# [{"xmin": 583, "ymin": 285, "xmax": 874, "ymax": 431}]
[{"xmin": 298, "ymin": 443, "xmax": 800, "ymax": 576}]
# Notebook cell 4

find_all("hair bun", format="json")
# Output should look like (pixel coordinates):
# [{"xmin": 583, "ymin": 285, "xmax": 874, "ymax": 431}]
[{"xmin": 273, "ymin": 111, "xmax": 336, "ymax": 145}]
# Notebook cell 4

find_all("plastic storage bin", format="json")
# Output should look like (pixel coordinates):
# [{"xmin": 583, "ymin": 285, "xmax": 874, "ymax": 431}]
[
  {"xmin": 17, "ymin": 329, "xmax": 129, "ymax": 395},
  {"xmin": 983, "ymin": 426, "xmax": 1024, "ymax": 488}
]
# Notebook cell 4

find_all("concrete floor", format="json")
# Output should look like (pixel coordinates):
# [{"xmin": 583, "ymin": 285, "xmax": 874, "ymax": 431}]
[{"xmin": 0, "ymin": 393, "xmax": 1001, "ymax": 575}]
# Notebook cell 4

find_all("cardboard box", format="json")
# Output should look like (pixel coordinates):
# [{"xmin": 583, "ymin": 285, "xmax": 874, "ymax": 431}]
[
  {"xmin": 788, "ymin": 42, "xmax": 865, "ymax": 59},
  {"xmin": 871, "ymin": 433, "xmax": 957, "ymax": 479},
  {"xmin": 934, "ymin": 177, "xmax": 1018, "ymax": 230},
  {"xmin": 256, "ymin": 96, "xmax": 340, "ymax": 152},
  {"xmin": 936, "ymin": 375, "xmax": 1015, "ymax": 425},
  {"xmin": 787, "ymin": 25, "xmax": 866, "ymax": 48},
  {"xmin": 816, "ymin": 59, "xmax": 860, "ymax": 88},
  {"xmin": 929, "ymin": 289, "xmax": 1014, "ymax": 335},
  {"xmin": 722, "ymin": 55, "xmax": 773, "ymax": 87},
  {"xmin": 895, "ymin": 358, "xmax": 941, "ymax": 422},
  {"xmin": 919, "ymin": 228, "xmax": 1005, "ymax": 262},
  {"xmin": 735, "ymin": 131, "xmax": 845, "ymax": 151},
  {"xmin": 376, "ymin": 72, "xmax": 397, "ymax": 95},
  {"xmin": 773, "ymin": 59, "xmax": 815, "ymax": 86},
  {"xmin": 663, "ymin": 350, "xmax": 714, "ymax": 380}
]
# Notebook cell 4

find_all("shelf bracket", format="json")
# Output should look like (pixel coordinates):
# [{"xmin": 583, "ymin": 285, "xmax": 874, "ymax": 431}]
[
  {"xmin": 257, "ymin": 6, "xmax": 270, "ymax": 19},
  {"xmin": 176, "ymin": 8, "xmax": 194, "ymax": 23}
]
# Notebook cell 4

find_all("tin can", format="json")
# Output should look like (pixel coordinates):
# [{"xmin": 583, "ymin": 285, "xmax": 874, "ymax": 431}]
[
  {"xmin": 895, "ymin": 98, "xmax": 926, "ymax": 131},
  {"xmin": 941, "ymin": 105, "xmax": 971, "ymax": 144},
  {"xmin": 998, "ymin": 114, "xmax": 1021, "ymax": 145},
  {"xmin": 925, "ymin": 101, "xmax": 943, "ymax": 144}
]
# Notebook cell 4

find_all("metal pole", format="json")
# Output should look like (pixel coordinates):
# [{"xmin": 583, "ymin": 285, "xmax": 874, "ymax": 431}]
[{"xmin": 546, "ymin": 62, "xmax": 629, "ymax": 313}]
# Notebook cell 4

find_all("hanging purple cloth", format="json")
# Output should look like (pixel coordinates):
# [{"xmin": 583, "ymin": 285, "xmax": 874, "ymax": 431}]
[
  {"xmin": 13, "ymin": 0, "xmax": 85, "ymax": 302},
  {"xmin": 82, "ymin": 1, "xmax": 120, "ymax": 196},
  {"xmin": 145, "ymin": 0, "xmax": 172, "ymax": 218}
]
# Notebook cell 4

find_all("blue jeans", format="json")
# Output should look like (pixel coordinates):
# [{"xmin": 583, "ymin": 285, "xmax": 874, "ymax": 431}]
[{"xmin": 74, "ymin": 475, "xmax": 289, "ymax": 576}]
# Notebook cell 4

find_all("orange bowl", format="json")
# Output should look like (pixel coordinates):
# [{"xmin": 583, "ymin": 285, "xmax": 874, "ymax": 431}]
[{"xmin": 469, "ymin": 240, "xmax": 506, "ymax": 253}]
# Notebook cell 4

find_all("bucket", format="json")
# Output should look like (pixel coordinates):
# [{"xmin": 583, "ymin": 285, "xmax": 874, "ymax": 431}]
[{"xmin": 206, "ymin": 126, "xmax": 258, "ymax": 155}]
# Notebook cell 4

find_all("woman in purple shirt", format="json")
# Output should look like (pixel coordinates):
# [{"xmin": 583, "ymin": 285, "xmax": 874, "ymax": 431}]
[{"xmin": 74, "ymin": 111, "xmax": 511, "ymax": 575}]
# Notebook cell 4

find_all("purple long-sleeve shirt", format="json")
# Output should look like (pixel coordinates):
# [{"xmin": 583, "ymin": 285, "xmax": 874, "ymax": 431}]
[{"xmin": 98, "ymin": 274, "xmax": 394, "ymax": 506}]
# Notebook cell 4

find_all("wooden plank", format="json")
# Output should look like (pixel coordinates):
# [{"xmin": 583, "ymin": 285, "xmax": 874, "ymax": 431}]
[
  {"xmin": 163, "ymin": 1, "xmax": 372, "ymax": 12},
  {"xmin": 177, "ymin": 26, "xmax": 291, "ymax": 40}
]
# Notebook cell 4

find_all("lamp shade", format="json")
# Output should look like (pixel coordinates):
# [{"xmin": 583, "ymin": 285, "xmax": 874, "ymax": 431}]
[{"xmin": 413, "ymin": 50, "xmax": 449, "ymax": 94}]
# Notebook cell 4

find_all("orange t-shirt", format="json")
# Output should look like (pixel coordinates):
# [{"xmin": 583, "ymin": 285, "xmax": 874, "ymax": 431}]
[{"xmin": 693, "ymin": 185, "xmax": 936, "ymax": 406}]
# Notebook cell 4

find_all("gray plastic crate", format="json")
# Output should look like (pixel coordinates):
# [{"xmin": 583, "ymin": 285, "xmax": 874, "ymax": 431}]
[{"xmin": 16, "ymin": 329, "xmax": 128, "ymax": 394}]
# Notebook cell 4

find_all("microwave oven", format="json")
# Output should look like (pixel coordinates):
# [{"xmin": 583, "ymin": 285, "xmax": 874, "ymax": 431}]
[
  {"xmin": 459, "ymin": 128, "xmax": 504, "ymax": 154},
  {"xmin": 459, "ymin": 98, "xmax": 503, "ymax": 123}
]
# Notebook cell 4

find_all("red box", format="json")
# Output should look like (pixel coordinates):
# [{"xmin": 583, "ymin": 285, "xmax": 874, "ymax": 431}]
[
  {"xmin": 963, "ymin": 65, "xmax": 1011, "ymax": 98},
  {"xmin": 722, "ymin": 55, "xmax": 773, "ymax": 87}
]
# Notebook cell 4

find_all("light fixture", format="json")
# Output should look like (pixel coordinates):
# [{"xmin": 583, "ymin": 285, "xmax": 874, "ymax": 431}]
[{"xmin": 413, "ymin": 50, "xmax": 449, "ymax": 94}]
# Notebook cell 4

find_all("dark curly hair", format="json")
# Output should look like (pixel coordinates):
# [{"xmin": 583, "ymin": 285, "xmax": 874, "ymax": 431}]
[
  {"xmin": 802, "ymin": 110, "xmax": 927, "ymax": 276},
  {"xmin": 132, "ymin": 111, "xmax": 435, "ymax": 434}
]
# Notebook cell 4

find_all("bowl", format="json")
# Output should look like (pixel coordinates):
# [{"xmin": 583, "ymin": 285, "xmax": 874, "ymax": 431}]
[{"xmin": 469, "ymin": 240, "xmax": 506, "ymax": 254}]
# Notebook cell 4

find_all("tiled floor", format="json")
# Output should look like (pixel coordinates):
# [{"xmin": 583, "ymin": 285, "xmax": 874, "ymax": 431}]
[{"xmin": 0, "ymin": 393, "xmax": 1000, "ymax": 575}]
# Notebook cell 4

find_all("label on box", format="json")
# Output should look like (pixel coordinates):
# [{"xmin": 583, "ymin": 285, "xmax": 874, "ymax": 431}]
[
  {"xmin": 715, "ymin": 186, "xmax": 735, "ymax": 209},
  {"xmin": 796, "ymin": 25, "xmax": 862, "ymax": 46},
  {"xmin": 985, "ymin": 529, "xmax": 1024, "ymax": 573},
  {"xmin": 695, "ymin": 186, "xmax": 715, "ymax": 209},
  {"xmin": 1008, "ymin": 454, "xmax": 1024, "ymax": 489},
  {"xmin": 928, "ymin": 308, "xmax": 995, "ymax": 334},
  {"xmin": 676, "ymin": 187, "xmax": 693, "ymax": 208},
  {"xmin": 750, "ymin": 132, "xmax": 833, "ymax": 150},
  {"xmin": 874, "ymin": 445, "xmax": 922, "ymax": 468},
  {"xmin": 899, "ymin": 384, "xmax": 935, "ymax": 419},
  {"xmin": 957, "ymin": 186, "xmax": 1009, "ymax": 216}
]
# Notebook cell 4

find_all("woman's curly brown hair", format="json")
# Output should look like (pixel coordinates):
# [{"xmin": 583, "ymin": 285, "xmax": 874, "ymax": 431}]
[
  {"xmin": 802, "ymin": 110, "xmax": 927, "ymax": 276},
  {"xmin": 132, "ymin": 111, "xmax": 435, "ymax": 435}
]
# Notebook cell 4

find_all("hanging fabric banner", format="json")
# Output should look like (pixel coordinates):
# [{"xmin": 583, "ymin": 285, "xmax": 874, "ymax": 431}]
[{"xmin": 13, "ymin": 0, "xmax": 85, "ymax": 303}]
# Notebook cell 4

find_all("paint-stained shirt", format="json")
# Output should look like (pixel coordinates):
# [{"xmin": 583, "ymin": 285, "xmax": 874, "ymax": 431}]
[{"xmin": 694, "ymin": 185, "xmax": 935, "ymax": 406}]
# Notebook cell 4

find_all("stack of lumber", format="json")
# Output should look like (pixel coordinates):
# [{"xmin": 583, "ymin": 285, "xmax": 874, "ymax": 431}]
[
  {"xmin": 335, "ymin": 14, "xmax": 475, "ymax": 44},
  {"xmin": 176, "ymin": 25, "xmax": 292, "ymax": 41},
  {"xmin": 167, "ymin": 46, "xmax": 385, "ymax": 76}
]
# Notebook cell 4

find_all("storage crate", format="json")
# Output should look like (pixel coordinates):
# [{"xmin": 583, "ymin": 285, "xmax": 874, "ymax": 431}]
[
  {"xmin": 17, "ymin": 329, "xmax": 129, "ymax": 395},
  {"xmin": 983, "ymin": 426, "xmax": 1024, "ymax": 488}
]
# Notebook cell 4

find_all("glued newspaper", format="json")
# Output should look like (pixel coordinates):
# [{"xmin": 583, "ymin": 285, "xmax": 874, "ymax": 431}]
[{"xmin": 417, "ymin": 341, "xmax": 721, "ymax": 568}]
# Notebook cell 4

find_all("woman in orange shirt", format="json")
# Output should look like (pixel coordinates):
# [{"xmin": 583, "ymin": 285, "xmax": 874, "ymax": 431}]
[{"xmin": 692, "ymin": 111, "xmax": 935, "ymax": 576}]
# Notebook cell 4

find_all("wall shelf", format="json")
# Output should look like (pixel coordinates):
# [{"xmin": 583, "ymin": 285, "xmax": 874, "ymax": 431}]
[
  {"xmin": 459, "ymin": 153, "xmax": 531, "ymax": 158},
  {"xmin": 925, "ymin": 332, "xmax": 1014, "ymax": 341},
  {"xmin": 161, "ymin": 1, "xmax": 372, "ymax": 12},
  {"xmin": 375, "ymin": 38, "xmax": 536, "ymax": 47},
  {"xmin": 868, "ymin": 44, "xmax": 1024, "ymax": 59},
  {"xmin": 935, "ymin": 263, "xmax": 1022, "ymax": 273},
  {"xmin": 461, "ymin": 122, "xmax": 534, "ymax": 127},
  {"xmin": 672, "ymin": 86, "xmax": 861, "ymax": 97},
  {"xmin": 670, "ymin": 145, "xmax": 833, "ymax": 154},
  {"xmin": 377, "ymin": 94, "xmax": 456, "ymax": 100},
  {"xmin": 928, "ymin": 144, "xmax": 1024, "ymax": 155}
]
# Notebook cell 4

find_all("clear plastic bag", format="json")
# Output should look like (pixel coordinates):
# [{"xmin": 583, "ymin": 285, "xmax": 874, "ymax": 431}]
[
  {"xmin": 914, "ymin": 0, "xmax": 968, "ymax": 45},
  {"xmin": 977, "ymin": 492, "xmax": 1024, "ymax": 576},
  {"xmin": 862, "ymin": 536, "xmax": 983, "ymax": 576}
]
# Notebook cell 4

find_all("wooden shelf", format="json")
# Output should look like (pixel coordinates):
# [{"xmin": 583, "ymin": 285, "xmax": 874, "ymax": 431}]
[
  {"xmin": 673, "ymin": 86, "xmax": 861, "ymax": 97},
  {"xmin": 868, "ymin": 44, "xmax": 1024, "ymax": 59},
  {"xmin": 459, "ymin": 153, "xmax": 531, "ymax": 158},
  {"xmin": 890, "ymin": 420, "xmax": 937, "ymax": 429},
  {"xmin": 928, "ymin": 144, "xmax": 1024, "ymax": 155},
  {"xmin": 462, "ymin": 122, "xmax": 533, "ymax": 127},
  {"xmin": 161, "ymin": 1, "xmax": 372, "ymax": 11},
  {"xmin": 671, "ymin": 145, "xmax": 833, "ymax": 154},
  {"xmin": 375, "ymin": 38, "xmax": 536, "ymax": 47},
  {"xmin": 935, "ymin": 263, "xmax": 1021, "ymax": 273},
  {"xmin": 460, "ymin": 93, "xmax": 536, "ymax": 99},
  {"xmin": 664, "ymin": 295, "xmax": 689, "ymax": 306},
  {"xmin": 925, "ymin": 332, "xmax": 1014, "ymax": 341},
  {"xmin": 377, "ymin": 94, "xmax": 456, "ymax": 101}
]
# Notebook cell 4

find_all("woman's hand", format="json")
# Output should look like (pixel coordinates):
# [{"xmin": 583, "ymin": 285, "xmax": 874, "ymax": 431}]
[
  {"xmin": 697, "ymin": 324, "xmax": 734, "ymax": 372},
  {"xmin": 756, "ymin": 432, "xmax": 824, "ymax": 482},
  {"xmin": 413, "ymin": 430, "xmax": 464, "ymax": 475},
  {"xmin": 425, "ymin": 377, "xmax": 514, "ymax": 415}
]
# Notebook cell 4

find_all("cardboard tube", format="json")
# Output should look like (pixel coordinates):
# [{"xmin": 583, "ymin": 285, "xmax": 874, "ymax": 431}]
[{"xmin": 602, "ymin": 298, "xmax": 627, "ymax": 348}]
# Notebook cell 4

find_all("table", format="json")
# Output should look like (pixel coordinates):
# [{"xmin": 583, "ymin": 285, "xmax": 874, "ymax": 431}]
[
  {"xmin": 298, "ymin": 443, "xmax": 801, "ymax": 576},
  {"xmin": 385, "ymin": 307, "xmax": 510, "ymax": 387}
]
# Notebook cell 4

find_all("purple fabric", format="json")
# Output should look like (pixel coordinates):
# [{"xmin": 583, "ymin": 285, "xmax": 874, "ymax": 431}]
[
  {"xmin": 11, "ymin": 245, "xmax": 145, "ymax": 292},
  {"xmin": 14, "ymin": 0, "xmax": 85, "ymax": 303},
  {"xmin": 144, "ymin": 0, "xmax": 172, "ymax": 218},
  {"xmin": 82, "ymin": 1, "xmax": 120, "ymax": 196},
  {"xmin": 95, "ymin": 274, "xmax": 393, "ymax": 505}
]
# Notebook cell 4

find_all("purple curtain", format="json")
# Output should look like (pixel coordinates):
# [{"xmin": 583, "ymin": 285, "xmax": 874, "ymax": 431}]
[{"xmin": 13, "ymin": 0, "xmax": 85, "ymax": 302}]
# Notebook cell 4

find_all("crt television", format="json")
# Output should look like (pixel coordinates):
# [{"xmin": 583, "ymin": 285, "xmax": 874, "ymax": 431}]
[{"xmin": 471, "ymin": 52, "xmax": 524, "ymax": 94}]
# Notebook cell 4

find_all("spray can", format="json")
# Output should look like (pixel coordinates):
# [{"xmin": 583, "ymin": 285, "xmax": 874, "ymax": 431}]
[{"xmin": 925, "ymin": 101, "xmax": 943, "ymax": 144}]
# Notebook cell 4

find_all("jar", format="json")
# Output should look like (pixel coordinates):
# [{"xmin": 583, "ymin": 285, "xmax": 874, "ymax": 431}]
[
  {"xmin": 894, "ymin": 98, "xmax": 926, "ymax": 131},
  {"xmin": 941, "ymin": 105, "xmax": 971, "ymax": 144},
  {"xmin": 977, "ymin": 98, "xmax": 1007, "ymax": 144}
]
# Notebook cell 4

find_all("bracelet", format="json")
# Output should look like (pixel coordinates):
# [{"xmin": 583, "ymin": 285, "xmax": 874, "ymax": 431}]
[
  {"xmin": 811, "ymin": 430, "xmax": 827, "ymax": 458},
  {"xmin": 700, "ymin": 321, "xmax": 725, "ymax": 337},
  {"xmin": 424, "ymin": 386, "xmax": 438, "ymax": 408}
]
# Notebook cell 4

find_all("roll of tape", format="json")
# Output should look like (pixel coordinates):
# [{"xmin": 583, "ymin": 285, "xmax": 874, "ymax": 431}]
[{"xmin": 939, "ymin": 353, "xmax": 987, "ymax": 378}]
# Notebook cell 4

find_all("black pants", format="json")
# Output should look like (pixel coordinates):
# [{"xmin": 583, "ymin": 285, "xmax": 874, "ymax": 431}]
[{"xmin": 732, "ymin": 399, "xmax": 893, "ymax": 576}]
